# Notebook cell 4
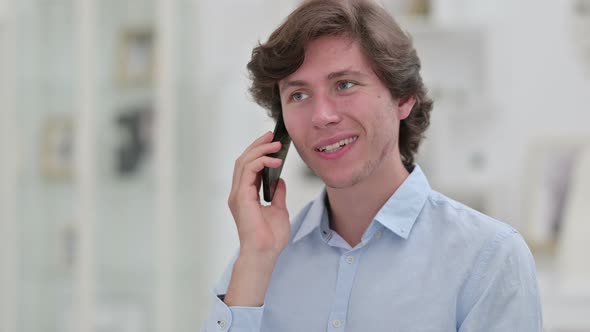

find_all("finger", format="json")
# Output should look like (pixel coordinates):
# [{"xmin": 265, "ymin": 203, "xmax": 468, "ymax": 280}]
[
  {"xmin": 240, "ymin": 141, "xmax": 282, "ymax": 169},
  {"xmin": 241, "ymin": 131, "xmax": 274, "ymax": 157},
  {"xmin": 255, "ymin": 170, "xmax": 262, "ymax": 195},
  {"xmin": 239, "ymin": 156, "xmax": 283, "ymax": 202},
  {"xmin": 233, "ymin": 141, "xmax": 282, "ymax": 194},
  {"xmin": 231, "ymin": 132, "xmax": 275, "ymax": 194},
  {"xmin": 271, "ymin": 178, "xmax": 287, "ymax": 209}
]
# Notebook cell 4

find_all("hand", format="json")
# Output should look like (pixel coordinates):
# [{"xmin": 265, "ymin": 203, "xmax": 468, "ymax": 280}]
[{"xmin": 227, "ymin": 131, "xmax": 291, "ymax": 259}]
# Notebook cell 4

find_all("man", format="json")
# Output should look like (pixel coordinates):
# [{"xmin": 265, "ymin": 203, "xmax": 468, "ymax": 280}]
[{"xmin": 202, "ymin": 0, "xmax": 542, "ymax": 331}]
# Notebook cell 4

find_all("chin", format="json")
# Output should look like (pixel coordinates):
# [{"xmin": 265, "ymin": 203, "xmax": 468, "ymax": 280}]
[{"xmin": 315, "ymin": 169, "xmax": 364, "ymax": 189}]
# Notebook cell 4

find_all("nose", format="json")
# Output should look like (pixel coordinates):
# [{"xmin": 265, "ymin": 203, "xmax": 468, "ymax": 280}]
[{"xmin": 310, "ymin": 94, "xmax": 341, "ymax": 128}]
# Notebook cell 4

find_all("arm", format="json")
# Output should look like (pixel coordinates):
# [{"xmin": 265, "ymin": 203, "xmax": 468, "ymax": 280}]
[
  {"xmin": 457, "ymin": 230, "xmax": 543, "ymax": 331},
  {"xmin": 201, "ymin": 131, "xmax": 291, "ymax": 331}
]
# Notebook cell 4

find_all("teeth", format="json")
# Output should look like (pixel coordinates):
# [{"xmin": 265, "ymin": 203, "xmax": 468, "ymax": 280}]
[{"xmin": 318, "ymin": 136, "xmax": 358, "ymax": 153}]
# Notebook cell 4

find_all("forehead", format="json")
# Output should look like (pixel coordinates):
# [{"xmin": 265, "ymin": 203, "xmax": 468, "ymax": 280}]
[
  {"xmin": 280, "ymin": 35, "xmax": 374, "ymax": 84},
  {"xmin": 305, "ymin": 35, "xmax": 358, "ymax": 61}
]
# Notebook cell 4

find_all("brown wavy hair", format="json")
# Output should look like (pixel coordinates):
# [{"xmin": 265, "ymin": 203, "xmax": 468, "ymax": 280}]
[{"xmin": 247, "ymin": 0, "xmax": 433, "ymax": 167}]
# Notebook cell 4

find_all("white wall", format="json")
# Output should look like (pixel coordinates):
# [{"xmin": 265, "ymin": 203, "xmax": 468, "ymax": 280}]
[
  {"xmin": 484, "ymin": 0, "xmax": 590, "ymax": 228},
  {"xmin": 1, "ymin": 2, "xmax": 19, "ymax": 332}
]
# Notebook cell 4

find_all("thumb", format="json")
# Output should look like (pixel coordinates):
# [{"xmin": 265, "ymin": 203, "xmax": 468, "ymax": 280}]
[{"xmin": 271, "ymin": 178, "xmax": 287, "ymax": 209}]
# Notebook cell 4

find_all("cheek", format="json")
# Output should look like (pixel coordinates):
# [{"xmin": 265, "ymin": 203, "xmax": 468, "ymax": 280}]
[
  {"xmin": 368, "ymin": 101, "xmax": 399, "ymax": 139},
  {"xmin": 283, "ymin": 118, "xmax": 310, "ymax": 163},
  {"xmin": 283, "ymin": 112, "xmax": 305, "ymax": 142}
]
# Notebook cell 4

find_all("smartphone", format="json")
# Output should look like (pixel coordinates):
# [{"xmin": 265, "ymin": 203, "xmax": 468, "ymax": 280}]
[{"xmin": 262, "ymin": 114, "xmax": 291, "ymax": 203}]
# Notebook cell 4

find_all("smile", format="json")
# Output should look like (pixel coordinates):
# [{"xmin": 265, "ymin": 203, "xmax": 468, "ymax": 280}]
[{"xmin": 316, "ymin": 136, "xmax": 358, "ymax": 153}]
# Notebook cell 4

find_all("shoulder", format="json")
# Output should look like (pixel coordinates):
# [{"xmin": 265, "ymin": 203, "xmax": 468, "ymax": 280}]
[
  {"xmin": 421, "ymin": 190, "xmax": 522, "ymax": 249},
  {"xmin": 417, "ymin": 190, "xmax": 536, "ymax": 281},
  {"xmin": 423, "ymin": 189, "xmax": 537, "ymax": 274}
]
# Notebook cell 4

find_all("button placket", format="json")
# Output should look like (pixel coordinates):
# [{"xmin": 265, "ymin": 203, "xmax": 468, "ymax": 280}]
[{"xmin": 326, "ymin": 252, "xmax": 360, "ymax": 331}]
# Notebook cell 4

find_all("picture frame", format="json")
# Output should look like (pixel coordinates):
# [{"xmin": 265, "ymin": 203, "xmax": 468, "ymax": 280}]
[
  {"xmin": 409, "ymin": 0, "xmax": 430, "ymax": 16},
  {"xmin": 114, "ymin": 105, "xmax": 154, "ymax": 177},
  {"xmin": 115, "ymin": 27, "xmax": 155, "ymax": 86},
  {"xmin": 574, "ymin": 0, "xmax": 590, "ymax": 74},
  {"xmin": 40, "ymin": 114, "xmax": 74, "ymax": 181},
  {"xmin": 522, "ymin": 136, "xmax": 587, "ymax": 253}
]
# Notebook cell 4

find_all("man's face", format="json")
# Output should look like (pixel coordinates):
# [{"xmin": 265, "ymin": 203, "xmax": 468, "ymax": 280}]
[{"xmin": 278, "ymin": 35, "xmax": 415, "ymax": 189}]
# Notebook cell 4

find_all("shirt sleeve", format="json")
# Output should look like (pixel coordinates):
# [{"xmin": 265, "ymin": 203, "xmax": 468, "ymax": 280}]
[
  {"xmin": 201, "ymin": 291, "xmax": 264, "ymax": 332},
  {"xmin": 200, "ymin": 252, "xmax": 265, "ymax": 332},
  {"xmin": 457, "ymin": 229, "xmax": 543, "ymax": 331}
]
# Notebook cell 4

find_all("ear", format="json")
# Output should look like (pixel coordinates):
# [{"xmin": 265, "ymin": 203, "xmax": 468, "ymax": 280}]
[{"xmin": 397, "ymin": 95, "xmax": 416, "ymax": 120}]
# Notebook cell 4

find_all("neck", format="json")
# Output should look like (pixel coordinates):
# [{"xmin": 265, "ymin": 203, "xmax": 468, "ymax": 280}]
[{"xmin": 325, "ymin": 156, "xmax": 410, "ymax": 247}]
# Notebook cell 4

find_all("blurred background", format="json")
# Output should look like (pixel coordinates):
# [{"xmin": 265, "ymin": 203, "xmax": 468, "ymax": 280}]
[{"xmin": 0, "ymin": 0, "xmax": 589, "ymax": 331}]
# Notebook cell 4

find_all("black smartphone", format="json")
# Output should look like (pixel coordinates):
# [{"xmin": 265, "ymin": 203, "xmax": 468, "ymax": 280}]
[{"xmin": 262, "ymin": 114, "xmax": 291, "ymax": 203}]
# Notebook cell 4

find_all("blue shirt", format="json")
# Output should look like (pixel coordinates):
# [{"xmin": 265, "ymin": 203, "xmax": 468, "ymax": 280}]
[{"xmin": 202, "ymin": 165, "xmax": 542, "ymax": 331}]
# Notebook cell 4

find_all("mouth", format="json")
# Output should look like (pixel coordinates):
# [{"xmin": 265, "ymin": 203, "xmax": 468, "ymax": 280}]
[{"xmin": 315, "ymin": 136, "xmax": 358, "ymax": 153}]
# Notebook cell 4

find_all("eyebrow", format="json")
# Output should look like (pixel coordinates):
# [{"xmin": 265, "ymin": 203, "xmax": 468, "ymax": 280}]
[
  {"xmin": 279, "ymin": 69, "xmax": 367, "ymax": 92},
  {"xmin": 327, "ymin": 69, "xmax": 365, "ymax": 80}
]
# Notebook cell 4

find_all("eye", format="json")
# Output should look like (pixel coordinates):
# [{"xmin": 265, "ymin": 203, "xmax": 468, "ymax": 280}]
[
  {"xmin": 291, "ymin": 91, "xmax": 309, "ymax": 102},
  {"xmin": 337, "ymin": 81, "xmax": 355, "ymax": 90}
]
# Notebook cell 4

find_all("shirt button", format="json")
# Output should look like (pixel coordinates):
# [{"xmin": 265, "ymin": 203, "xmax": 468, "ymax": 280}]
[
  {"xmin": 375, "ymin": 230, "xmax": 383, "ymax": 239},
  {"xmin": 346, "ymin": 256, "xmax": 355, "ymax": 264},
  {"xmin": 217, "ymin": 320, "xmax": 227, "ymax": 330},
  {"xmin": 332, "ymin": 319, "xmax": 342, "ymax": 328}
]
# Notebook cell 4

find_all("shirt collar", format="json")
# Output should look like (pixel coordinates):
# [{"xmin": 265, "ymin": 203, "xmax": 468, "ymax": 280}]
[
  {"xmin": 292, "ymin": 164, "xmax": 431, "ymax": 243},
  {"xmin": 373, "ymin": 164, "xmax": 431, "ymax": 239},
  {"xmin": 292, "ymin": 188, "xmax": 327, "ymax": 243}
]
